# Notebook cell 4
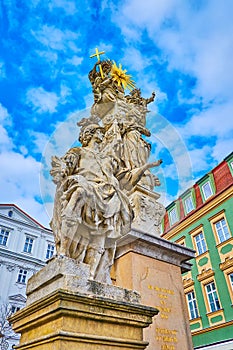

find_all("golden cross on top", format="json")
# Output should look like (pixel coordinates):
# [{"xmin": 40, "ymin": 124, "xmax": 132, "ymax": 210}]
[{"xmin": 90, "ymin": 47, "xmax": 105, "ymax": 78}]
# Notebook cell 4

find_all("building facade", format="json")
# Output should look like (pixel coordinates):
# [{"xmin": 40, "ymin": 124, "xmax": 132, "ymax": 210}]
[
  {"xmin": 0, "ymin": 204, "xmax": 54, "ymax": 349},
  {"xmin": 162, "ymin": 152, "xmax": 233, "ymax": 349}
]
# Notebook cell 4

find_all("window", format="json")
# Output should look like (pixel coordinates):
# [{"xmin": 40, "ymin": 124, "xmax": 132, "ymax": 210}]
[
  {"xmin": 0, "ymin": 228, "xmax": 9, "ymax": 246},
  {"xmin": 11, "ymin": 305, "xmax": 20, "ymax": 313},
  {"xmin": 169, "ymin": 207, "xmax": 178, "ymax": 225},
  {"xmin": 175, "ymin": 235, "xmax": 186, "ymax": 246},
  {"xmin": 230, "ymin": 161, "xmax": 233, "ymax": 171},
  {"xmin": 184, "ymin": 196, "xmax": 194, "ymax": 214},
  {"xmin": 17, "ymin": 269, "xmax": 28, "ymax": 284},
  {"xmin": 46, "ymin": 243, "xmax": 55, "ymax": 259},
  {"xmin": 206, "ymin": 282, "xmax": 221, "ymax": 312},
  {"xmin": 194, "ymin": 232, "xmax": 207, "ymax": 255},
  {"xmin": 215, "ymin": 218, "xmax": 231, "ymax": 243},
  {"xmin": 202, "ymin": 181, "xmax": 213, "ymax": 200},
  {"xmin": 229, "ymin": 273, "xmax": 233, "ymax": 291},
  {"xmin": 23, "ymin": 237, "xmax": 34, "ymax": 253},
  {"xmin": 187, "ymin": 291, "xmax": 199, "ymax": 319},
  {"xmin": 8, "ymin": 210, "xmax": 13, "ymax": 218}
]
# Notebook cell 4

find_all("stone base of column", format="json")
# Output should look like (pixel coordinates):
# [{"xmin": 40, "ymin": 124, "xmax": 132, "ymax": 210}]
[{"xmin": 9, "ymin": 256, "xmax": 158, "ymax": 350}]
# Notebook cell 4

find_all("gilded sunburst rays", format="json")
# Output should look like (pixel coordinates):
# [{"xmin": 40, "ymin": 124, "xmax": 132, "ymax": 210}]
[{"xmin": 110, "ymin": 61, "xmax": 136, "ymax": 91}]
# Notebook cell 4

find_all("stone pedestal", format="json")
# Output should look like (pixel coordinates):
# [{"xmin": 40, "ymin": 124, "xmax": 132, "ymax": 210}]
[
  {"xmin": 113, "ymin": 230, "xmax": 195, "ymax": 350},
  {"xmin": 9, "ymin": 257, "xmax": 158, "ymax": 350}
]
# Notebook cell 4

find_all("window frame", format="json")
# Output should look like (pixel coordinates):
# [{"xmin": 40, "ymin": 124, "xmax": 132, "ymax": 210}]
[
  {"xmin": 229, "ymin": 273, "xmax": 233, "ymax": 291},
  {"xmin": 184, "ymin": 195, "xmax": 195, "ymax": 214},
  {"xmin": 231, "ymin": 161, "xmax": 233, "ymax": 172},
  {"xmin": 198, "ymin": 174, "xmax": 216, "ymax": 202},
  {"xmin": 0, "ymin": 227, "xmax": 10, "ymax": 246},
  {"xmin": 215, "ymin": 218, "xmax": 231, "ymax": 243},
  {"xmin": 194, "ymin": 231, "xmax": 207, "ymax": 255},
  {"xmin": 17, "ymin": 269, "xmax": 28, "ymax": 284},
  {"xmin": 220, "ymin": 261, "xmax": 233, "ymax": 304},
  {"xmin": 189, "ymin": 225, "xmax": 209, "ymax": 259},
  {"xmin": 225, "ymin": 153, "xmax": 233, "ymax": 176},
  {"xmin": 46, "ymin": 242, "xmax": 55, "ymax": 259},
  {"xmin": 209, "ymin": 211, "xmax": 232, "ymax": 246},
  {"xmin": 205, "ymin": 281, "xmax": 221, "ymax": 313},
  {"xmin": 168, "ymin": 204, "xmax": 179, "ymax": 226},
  {"xmin": 186, "ymin": 290, "xmax": 199, "ymax": 320},
  {"xmin": 23, "ymin": 236, "xmax": 34, "ymax": 254},
  {"xmin": 202, "ymin": 181, "xmax": 213, "ymax": 200},
  {"xmin": 175, "ymin": 235, "xmax": 186, "ymax": 246},
  {"xmin": 182, "ymin": 188, "xmax": 196, "ymax": 215}
]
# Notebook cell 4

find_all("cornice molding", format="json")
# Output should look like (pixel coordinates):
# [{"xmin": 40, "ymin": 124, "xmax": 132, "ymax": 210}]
[
  {"xmin": 163, "ymin": 186, "xmax": 233, "ymax": 240},
  {"xmin": 192, "ymin": 319, "xmax": 233, "ymax": 336},
  {"xmin": 220, "ymin": 257, "xmax": 233, "ymax": 271},
  {"xmin": 197, "ymin": 268, "xmax": 215, "ymax": 282}
]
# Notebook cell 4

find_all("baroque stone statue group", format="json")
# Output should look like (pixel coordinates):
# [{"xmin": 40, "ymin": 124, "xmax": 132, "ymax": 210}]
[{"xmin": 50, "ymin": 54, "xmax": 165, "ymax": 283}]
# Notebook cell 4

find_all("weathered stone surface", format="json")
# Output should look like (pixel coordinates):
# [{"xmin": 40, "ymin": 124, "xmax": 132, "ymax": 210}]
[
  {"xmin": 10, "ymin": 256, "xmax": 158, "ymax": 350},
  {"xmin": 10, "ymin": 288, "xmax": 158, "ymax": 350},
  {"xmin": 129, "ymin": 185, "xmax": 165, "ymax": 236},
  {"xmin": 26, "ymin": 256, "xmax": 141, "ymax": 306},
  {"xmin": 116, "ymin": 229, "xmax": 195, "ymax": 272}
]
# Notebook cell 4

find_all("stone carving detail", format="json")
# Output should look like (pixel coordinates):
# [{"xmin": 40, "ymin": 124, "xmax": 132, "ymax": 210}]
[
  {"xmin": 50, "ymin": 53, "xmax": 165, "ymax": 283},
  {"xmin": 129, "ymin": 185, "xmax": 166, "ymax": 235},
  {"xmin": 6, "ymin": 263, "xmax": 16, "ymax": 272}
]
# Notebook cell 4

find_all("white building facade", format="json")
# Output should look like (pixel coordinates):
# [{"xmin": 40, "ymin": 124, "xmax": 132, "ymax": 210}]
[{"xmin": 0, "ymin": 204, "xmax": 54, "ymax": 349}]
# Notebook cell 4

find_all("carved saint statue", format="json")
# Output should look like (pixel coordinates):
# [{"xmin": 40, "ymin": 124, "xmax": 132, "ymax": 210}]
[
  {"xmin": 50, "ymin": 122, "xmax": 161, "ymax": 283},
  {"xmin": 50, "ymin": 51, "xmax": 164, "ymax": 283}
]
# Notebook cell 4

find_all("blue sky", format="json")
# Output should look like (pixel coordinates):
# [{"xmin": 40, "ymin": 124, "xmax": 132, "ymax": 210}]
[{"xmin": 1, "ymin": 0, "xmax": 233, "ymax": 227}]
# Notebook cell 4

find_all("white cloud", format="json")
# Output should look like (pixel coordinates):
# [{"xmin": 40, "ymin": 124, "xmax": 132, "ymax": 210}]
[
  {"xmin": 121, "ymin": 0, "xmax": 177, "ymax": 30},
  {"xmin": 31, "ymin": 24, "xmax": 79, "ymax": 52},
  {"xmin": 178, "ymin": 101, "xmax": 233, "ymax": 139},
  {"xmin": 0, "ymin": 126, "xmax": 13, "ymax": 151},
  {"xmin": 48, "ymin": 0, "xmax": 77, "ymax": 15},
  {"xmin": 66, "ymin": 55, "xmax": 83, "ymax": 66},
  {"xmin": 30, "ymin": 131, "xmax": 50, "ymax": 154},
  {"xmin": 117, "ymin": 1, "xmax": 233, "ymax": 102},
  {"xmin": 212, "ymin": 138, "xmax": 233, "ymax": 163},
  {"xmin": 175, "ymin": 101, "xmax": 233, "ymax": 167},
  {"xmin": 26, "ymin": 87, "xmax": 59, "ymax": 113},
  {"xmin": 0, "ymin": 103, "xmax": 13, "ymax": 151},
  {"xmin": 35, "ymin": 50, "xmax": 58, "ymax": 64},
  {"xmin": 0, "ymin": 152, "xmax": 40, "ymax": 194},
  {"xmin": 148, "ymin": 112, "xmax": 194, "ymax": 202},
  {"xmin": 121, "ymin": 47, "xmax": 151, "ymax": 72},
  {"xmin": 187, "ymin": 146, "xmax": 214, "ymax": 175},
  {"xmin": 0, "ymin": 104, "xmax": 50, "ymax": 226},
  {"xmin": 113, "ymin": 0, "xmax": 233, "ymax": 177},
  {"xmin": 0, "ymin": 61, "xmax": 6, "ymax": 79},
  {"xmin": 60, "ymin": 82, "xmax": 72, "ymax": 104},
  {"xmin": 0, "ymin": 103, "xmax": 11, "ymax": 124},
  {"xmin": 0, "ymin": 150, "xmax": 50, "ymax": 227}
]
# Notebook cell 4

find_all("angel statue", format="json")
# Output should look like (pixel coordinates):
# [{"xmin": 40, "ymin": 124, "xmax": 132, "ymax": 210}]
[{"xmin": 50, "ymin": 121, "xmax": 162, "ymax": 283}]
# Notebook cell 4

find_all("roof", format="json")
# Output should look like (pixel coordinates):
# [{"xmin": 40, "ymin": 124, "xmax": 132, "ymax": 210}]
[
  {"xmin": 162, "ymin": 152, "xmax": 233, "ymax": 236},
  {"xmin": 0, "ymin": 203, "xmax": 51, "ymax": 231}
]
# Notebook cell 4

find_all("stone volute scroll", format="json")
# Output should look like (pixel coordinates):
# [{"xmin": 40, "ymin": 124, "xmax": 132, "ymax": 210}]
[{"xmin": 50, "ymin": 49, "xmax": 165, "ymax": 284}]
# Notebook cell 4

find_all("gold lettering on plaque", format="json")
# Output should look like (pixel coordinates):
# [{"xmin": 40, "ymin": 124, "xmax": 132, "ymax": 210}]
[{"xmin": 149, "ymin": 286, "xmax": 179, "ymax": 348}]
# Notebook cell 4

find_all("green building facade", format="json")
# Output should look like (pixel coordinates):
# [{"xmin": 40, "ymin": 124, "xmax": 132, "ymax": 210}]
[{"xmin": 162, "ymin": 153, "xmax": 233, "ymax": 349}]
